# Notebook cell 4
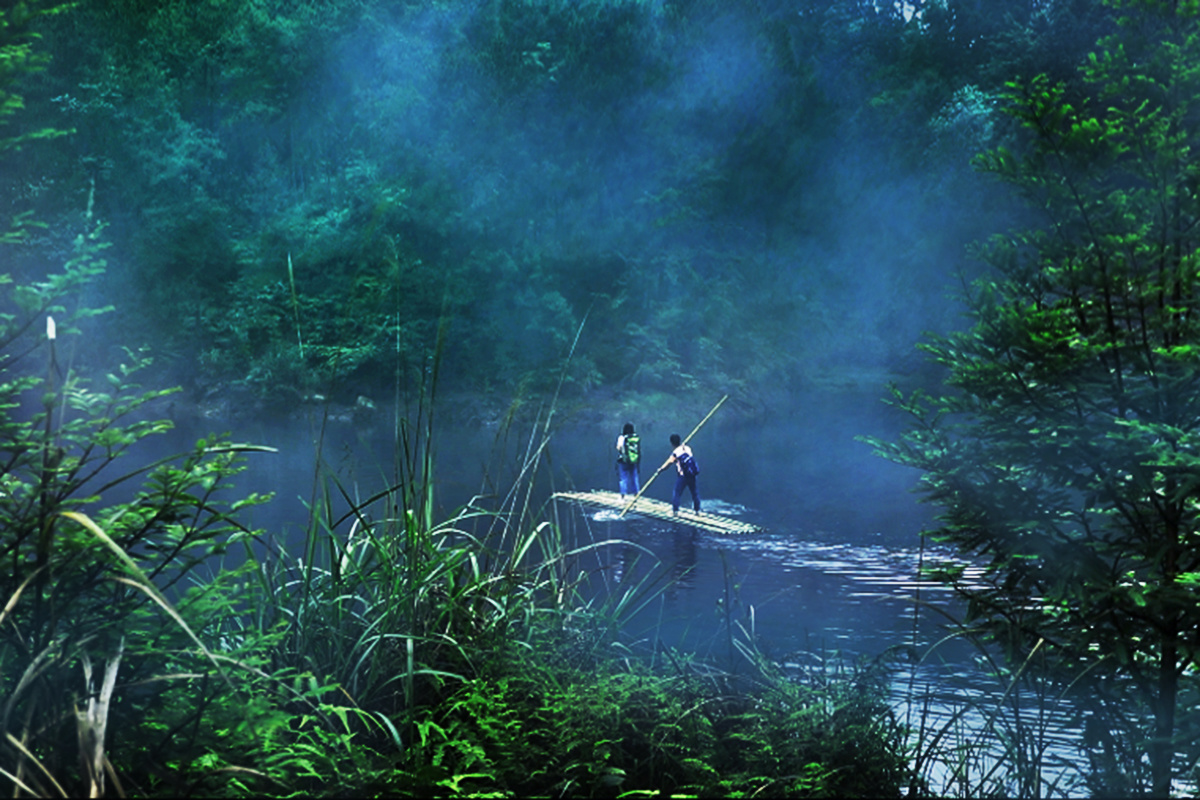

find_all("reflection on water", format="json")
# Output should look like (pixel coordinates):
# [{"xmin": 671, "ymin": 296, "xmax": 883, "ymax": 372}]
[
  {"xmin": 557, "ymin": 496, "xmax": 1093, "ymax": 796},
  {"xmin": 144, "ymin": 399, "xmax": 1103, "ymax": 794},
  {"xmin": 565, "ymin": 495, "xmax": 944, "ymax": 658}
]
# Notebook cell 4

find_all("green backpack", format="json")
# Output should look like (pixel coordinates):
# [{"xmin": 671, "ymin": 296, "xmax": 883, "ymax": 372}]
[{"xmin": 620, "ymin": 434, "xmax": 641, "ymax": 466}]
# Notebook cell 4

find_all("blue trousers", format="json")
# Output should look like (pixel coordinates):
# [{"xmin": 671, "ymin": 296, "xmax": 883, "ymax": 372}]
[
  {"xmin": 672, "ymin": 473, "xmax": 700, "ymax": 513},
  {"xmin": 617, "ymin": 462, "xmax": 640, "ymax": 496}
]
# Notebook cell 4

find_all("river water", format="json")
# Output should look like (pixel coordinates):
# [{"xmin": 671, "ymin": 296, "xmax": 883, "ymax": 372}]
[
  {"xmin": 155, "ymin": 387, "xmax": 945, "ymax": 660},
  {"xmin": 146, "ymin": 388, "xmax": 1095, "ymax": 795}
]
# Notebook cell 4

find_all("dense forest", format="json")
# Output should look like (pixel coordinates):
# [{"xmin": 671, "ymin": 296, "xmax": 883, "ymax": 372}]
[
  {"xmin": 9, "ymin": 0, "xmax": 1200, "ymax": 797},
  {"xmin": 4, "ymin": 0, "xmax": 1108, "ymax": 421}
]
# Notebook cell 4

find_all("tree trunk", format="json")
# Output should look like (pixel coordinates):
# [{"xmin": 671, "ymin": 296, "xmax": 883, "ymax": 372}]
[{"xmin": 1151, "ymin": 636, "xmax": 1178, "ymax": 796}]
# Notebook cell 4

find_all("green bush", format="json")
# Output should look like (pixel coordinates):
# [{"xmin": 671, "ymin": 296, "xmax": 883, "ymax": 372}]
[{"xmin": 394, "ymin": 642, "xmax": 907, "ymax": 798}]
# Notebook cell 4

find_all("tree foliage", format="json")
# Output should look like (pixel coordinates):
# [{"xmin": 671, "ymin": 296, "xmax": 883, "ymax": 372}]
[
  {"xmin": 0, "ymin": 0, "xmax": 1098, "ymax": 415},
  {"xmin": 868, "ymin": 1, "xmax": 1200, "ymax": 794}
]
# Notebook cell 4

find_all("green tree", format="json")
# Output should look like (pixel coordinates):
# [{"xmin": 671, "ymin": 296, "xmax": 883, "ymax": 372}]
[
  {"xmin": 16, "ymin": 0, "xmax": 1116, "ymax": 414},
  {"xmin": 0, "ymin": 0, "xmax": 74, "ymax": 262},
  {"xmin": 0, "ymin": 6, "xmax": 291, "ymax": 794},
  {"xmin": 868, "ymin": 1, "xmax": 1200, "ymax": 794}
]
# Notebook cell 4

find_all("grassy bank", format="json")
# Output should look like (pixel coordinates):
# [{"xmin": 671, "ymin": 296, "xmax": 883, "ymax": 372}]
[
  {"xmin": 0, "ymin": 252, "xmax": 1083, "ymax": 797},
  {"xmin": 0, "ymin": 291, "xmax": 913, "ymax": 796}
]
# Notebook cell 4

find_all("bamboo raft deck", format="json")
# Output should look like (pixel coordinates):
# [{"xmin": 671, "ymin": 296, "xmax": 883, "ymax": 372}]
[{"xmin": 552, "ymin": 490, "xmax": 763, "ymax": 535}]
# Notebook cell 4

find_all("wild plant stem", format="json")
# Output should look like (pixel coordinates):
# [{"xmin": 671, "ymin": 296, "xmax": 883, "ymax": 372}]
[{"xmin": 287, "ymin": 252, "xmax": 304, "ymax": 359}]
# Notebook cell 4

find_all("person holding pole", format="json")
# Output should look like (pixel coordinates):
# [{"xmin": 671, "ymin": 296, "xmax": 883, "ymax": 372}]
[
  {"xmin": 663, "ymin": 433, "xmax": 700, "ymax": 515},
  {"xmin": 619, "ymin": 395, "xmax": 726, "ymax": 519}
]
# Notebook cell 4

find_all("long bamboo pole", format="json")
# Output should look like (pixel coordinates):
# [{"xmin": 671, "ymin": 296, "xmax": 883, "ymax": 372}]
[{"xmin": 619, "ymin": 394, "xmax": 728, "ymax": 518}]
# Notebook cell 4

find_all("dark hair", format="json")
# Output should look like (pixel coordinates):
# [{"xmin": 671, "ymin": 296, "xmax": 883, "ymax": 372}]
[
  {"xmin": 669, "ymin": 433, "xmax": 681, "ymax": 446},
  {"xmin": 623, "ymin": 422, "xmax": 635, "ymax": 435}
]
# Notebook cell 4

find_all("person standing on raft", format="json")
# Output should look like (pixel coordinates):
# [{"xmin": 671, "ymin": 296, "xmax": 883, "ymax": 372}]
[
  {"xmin": 662, "ymin": 433, "xmax": 700, "ymax": 515},
  {"xmin": 615, "ymin": 422, "xmax": 641, "ymax": 499}
]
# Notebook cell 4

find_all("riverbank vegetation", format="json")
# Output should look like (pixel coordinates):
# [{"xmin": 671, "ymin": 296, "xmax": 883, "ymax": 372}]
[
  {"xmin": 0, "ymin": 238, "xmax": 914, "ymax": 795},
  {"xmin": 868, "ymin": 0, "xmax": 1200, "ymax": 795}
]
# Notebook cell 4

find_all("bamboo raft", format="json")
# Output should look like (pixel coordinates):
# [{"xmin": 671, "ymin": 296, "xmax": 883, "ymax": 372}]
[{"xmin": 552, "ymin": 490, "xmax": 763, "ymax": 535}]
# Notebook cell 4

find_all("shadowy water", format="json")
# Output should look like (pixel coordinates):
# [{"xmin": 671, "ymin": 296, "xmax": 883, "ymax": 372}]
[
  {"xmin": 133, "ymin": 388, "xmax": 939, "ymax": 656},
  {"xmin": 122, "ymin": 387, "xmax": 1097, "ymax": 793}
]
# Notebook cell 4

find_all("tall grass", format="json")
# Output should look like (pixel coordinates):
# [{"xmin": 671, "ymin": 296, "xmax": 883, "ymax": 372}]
[
  {"xmin": 248, "ymin": 400, "xmax": 647, "ymax": 705},
  {"xmin": 895, "ymin": 598, "xmax": 1095, "ymax": 797},
  {"xmin": 0, "ymin": 415, "xmax": 283, "ymax": 796},
  {"xmin": 203, "ymin": 313, "xmax": 918, "ymax": 795},
  {"xmin": 213, "ymin": 317, "xmax": 675, "ymax": 788},
  {"xmin": 0, "ymin": 278, "xmax": 921, "ymax": 796},
  {"xmin": 0, "ymin": 351, "xmax": 1090, "ymax": 798}
]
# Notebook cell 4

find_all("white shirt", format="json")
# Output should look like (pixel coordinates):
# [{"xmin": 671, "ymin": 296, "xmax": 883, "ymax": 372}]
[{"xmin": 671, "ymin": 444, "xmax": 693, "ymax": 475}]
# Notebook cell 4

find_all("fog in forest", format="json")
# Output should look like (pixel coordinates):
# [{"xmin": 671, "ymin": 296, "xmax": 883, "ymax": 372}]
[
  {"xmin": 21, "ymin": 0, "xmax": 1038, "ymax": 422},
  {"xmin": 18, "ymin": 2, "xmax": 1192, "ymax": 795},
  {"xmin": 74, "ymin": 0, "xmax": 1019, "ymax": 537},
  {"xmin": 300, "ymin": 2, "xmax": 1002, "ymax": 379}
]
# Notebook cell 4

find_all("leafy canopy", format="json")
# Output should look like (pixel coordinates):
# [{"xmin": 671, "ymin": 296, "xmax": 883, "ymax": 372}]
[{"xmin": 867, "ymin": 0, "xmax": 1200, "ymax": 794}]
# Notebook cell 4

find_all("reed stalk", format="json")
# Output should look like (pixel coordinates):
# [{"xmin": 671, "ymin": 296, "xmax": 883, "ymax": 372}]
[{"xmin": 897, "ymin": 601, "xmax": 1092, "ymax": 798}]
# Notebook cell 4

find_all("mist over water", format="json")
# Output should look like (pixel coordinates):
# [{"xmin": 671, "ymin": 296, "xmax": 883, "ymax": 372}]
[
  {"xmin": 546, "ymin": 390, "xmax": 939, "ymax": 659},
  {"xmin": 126, "ymin": 384, "xmax": 1096, "ymax": 795},
  {"xmin": 143, "ymin": 383, "xmax": 936, "ymax": 664}
]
